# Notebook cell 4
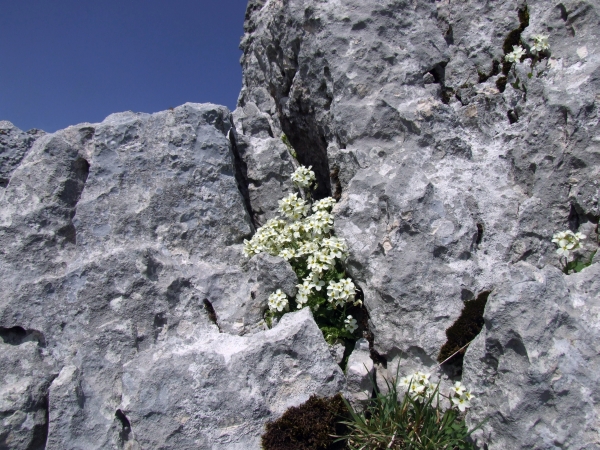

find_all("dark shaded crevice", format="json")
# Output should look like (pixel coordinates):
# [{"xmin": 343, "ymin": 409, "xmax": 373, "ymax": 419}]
[
  {"xmin": 476, "ymin": 223, "xmax": 485, "ymax": 246},
  {"xmin": 279, "ymin": 114, "xmax": 332, "ymax": 200},
  {"xmin": 115, "ymin": 409, "xmax": 132, "ymax": 443},
  {"xmin": 568, "ymin": 203, "xmax": 582, "ymax": 231},
  {"xmin": 508, "ymin": 109, "xmax": 519, "ymax": 124},
  {"xmin": 438, "ymin": 291, "xmax": 490, "ymax": 378},
  {"xmin": 0, "ymin": 326, "xmax": 46, "ymax": 347},
  {"xmin": 478, "ymin": 59, "xmax": 501, "ymax": 83},
  {"xmin": 203, "ymin": 299, "xmax": 221, "ymax": 332},
  {"xmin": 330, "ymin": 166, "xmax": 342, "ymax": 201},
  {"xmin": 60, "ymin": 157, "xmax": 90, "ymax": 245},
  {"xmin": 153, "ymin": 313, "xmax": 167, "ymax": 342},
  {"xmin": 502, "ymin": 5, "xmax": 530, "ymax": 75},
  {"xmin": 228, "ymin": 128, "xmax": 256, "ymax": 229},
  {"xmin": 26, "ymin": 392, "xmax": 49, "ymax": 450}
]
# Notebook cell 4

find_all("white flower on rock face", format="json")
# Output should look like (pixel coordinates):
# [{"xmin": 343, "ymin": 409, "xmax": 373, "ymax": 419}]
[
  {"xmin": 452, "ymin": 395, "xmax": 472, "ymax": 412},
  {"xmin": 505, "ymin": 45, "xmax": 526, "ymax": 63},
  {"xmin": 278, "ymin": 193, "xmax": 309, "ymax": 220},
  {"xmin": 344, "ymin": 315, "xmax": 358, "ymax": 333},
  {"xmin": 552, "ymin": 230, "xmax": 586, "ymax": 257},
  {"xmin": 312, "ymin": 197, "xmax": 337, "ymax": 211},
  {"xmin": 532, "ymin": 34, "xmax": 550, "ymax": 53},
  {"xmin": 291, "ymin": 165, "xmax": 316, "ymax": 189},
  {"xmin": 268, "ymin": 289, "xmax": 288, "ymax": 312},
  {"xmin": 451, "ymin": 381, "xmax": 467, "ymax": 396}
]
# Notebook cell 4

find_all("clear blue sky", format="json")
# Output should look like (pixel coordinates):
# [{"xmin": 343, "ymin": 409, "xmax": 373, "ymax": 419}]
[{"xmin": 0, "ymin": 0, "xmax": 249, "ymax": 132}]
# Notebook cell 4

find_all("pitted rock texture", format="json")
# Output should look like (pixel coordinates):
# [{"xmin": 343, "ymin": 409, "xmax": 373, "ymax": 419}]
[
  {"xmin": 0, "ymin": 121, "xmax": 45, "ymax": 188},
  {"xmin": 0, "ymin": 103, "xmax": 343, "ymax": 449},
  {"xmin": 238, "ymin": 0, "xmax": 600, "ymax": 361},
  {"xmin": 237, "ymin": 0, "xmax": 600, "ymax": 447},
  {"xmin": 463, "ymin": 262, "xmax": 600, "ymax": 449}
]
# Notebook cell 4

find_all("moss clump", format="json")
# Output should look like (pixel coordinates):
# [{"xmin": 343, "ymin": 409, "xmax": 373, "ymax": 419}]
[
  {"xmin": 261, "ymin": 394, "xmax": 349, "ymax": 450},
  {"xmin": 438, "ymin": 291, "xmax": 490, "ymax": 369}
]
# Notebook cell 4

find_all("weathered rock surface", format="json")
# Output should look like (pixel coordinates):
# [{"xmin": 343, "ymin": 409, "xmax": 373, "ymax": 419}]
[
  {"xmin": 463, "ymin": 262, "xmax": 600, "ymax": 449},
  {"xmin": 0, "ymin": 121, "xmax": 45, "ymax": 188},
  {"xmin": 120, "ymin": 308, "xmax": 344, "ymax": 449},
  {"xmin": 0, "ymin": 103, "xmax": 343, "ymax": 449},
  {"xmin": 237, "ymin": 0, "xmax": 600, "ymax": 446}
]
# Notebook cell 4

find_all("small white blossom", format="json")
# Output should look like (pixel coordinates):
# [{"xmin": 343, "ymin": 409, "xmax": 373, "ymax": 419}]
[
  {"xmin": 268, "ymin": 289, "xmax": 288, "ymax": 312},
  {"xmin": 452, "ymin": 395, "xmax": 472, "ymax": 412},
  {"xmin": 344, "ymin": 315, "xmax": 358, "ymax": 333},
  {"xmin": 291, "ymin": 165, "xmax": 316, "ymax": 189},
  {"xmin": 278, "ymin": 193, "xmax": 309, "ymax": 220},
  {"xmin": 505, "ymin": 45, "xmax": 526, "ymax": 63},
  {"xmin": 278, "ymin": 248, "xmax": 296, "ymax": 260},
  {"xmin": 312, "ymin": 197, "xmax": 337, "ymax": 211},
  {"xmin": 531, "ymin": 34, "xmax": 550, "ymax": 53},
  {"xmin": 552, "ymin": 230, "xmax": 586, "ymax": 257},
  {"xmin": 450, "ymin": 381, "xmax": 467, "ymax": 397}
]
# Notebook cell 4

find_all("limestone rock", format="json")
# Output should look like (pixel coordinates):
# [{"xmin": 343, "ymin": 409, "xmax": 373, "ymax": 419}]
[
  {"xmin": 0, "ymin": 120, "xmax": 44, "ymax": 188},
  {"xmin": 344, "ymin": 338, "xmax": 374, "ymax": 407},
  {"xmin": 0, "ymin": 103, "xmax": 340, "ymax": 449},
  {"xmin": 462, "ymin": 262, "xmax": 600, "ymax": 449},
  {"xmin": 119, "ymin": 308, "xmax": 344, "ymax": 449}
]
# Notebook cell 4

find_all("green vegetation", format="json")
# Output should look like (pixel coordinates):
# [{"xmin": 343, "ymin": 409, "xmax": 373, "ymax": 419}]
[{"xmin": 337, "ymin": 373, "xmax": 481, "ymax": 450}]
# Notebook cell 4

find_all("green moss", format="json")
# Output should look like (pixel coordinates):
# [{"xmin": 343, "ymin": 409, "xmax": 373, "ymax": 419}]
[
  {"xmin": 261, "ymin": 394, "xmax": 349, "ymax": 450},
  {"xmin": 437, "ymin": 291, "xmax": 490, "ymax": 368}
]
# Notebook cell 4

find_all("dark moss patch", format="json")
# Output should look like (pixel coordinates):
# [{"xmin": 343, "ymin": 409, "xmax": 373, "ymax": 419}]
[
  {"xmin": 261, "ymin": 394, "xmax": 350, "ymax": 450},
  {"xmin": 437, "ymin": 291, "xmax": 490, "ymax": 375},
  {"xmin": 496, "ymin": 76, "xmax": 508, "ymax": 92}
]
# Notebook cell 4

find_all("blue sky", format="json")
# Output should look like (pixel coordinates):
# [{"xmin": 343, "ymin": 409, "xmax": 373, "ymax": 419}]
[{"xmin": 0, "ymin": 0, "xmax": 249, "ymax": 132}]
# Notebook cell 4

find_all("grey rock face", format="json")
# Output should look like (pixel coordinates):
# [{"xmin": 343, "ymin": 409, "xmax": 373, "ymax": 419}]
[
  {"xmin": 0, "ymin": 103, "xmax": 342, "ymax": 449},
  {"xmin": 0, "ymin": 121, "xmax": 45, "ymax": 188},
  {"xmin": 120, "ymin": 308, "xmax": 344, "ymax": 449},
  {"xmin": 463, "ymin": 262, "xmax": 600, "ymax": 449},
  {"xmin": 237, "ymin": 0, "xmax": 600, "ymax": 445},
  {"xmin": 344, "ymin": 338, "xmax": 374, "ymax": 408}
]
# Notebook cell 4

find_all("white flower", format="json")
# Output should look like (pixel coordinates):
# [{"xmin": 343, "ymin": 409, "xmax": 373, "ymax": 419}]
[
  {"xmin": 450, "ymin": 381, "xmax": 467, "ymax": 397},
  {"xmin": 531, "ymin": 34, "xmax": 549, "ymax": 53},
  {"xmin": 291, "ymin": 165, "xmax": 316, "ymax": 189},
  {"xmin": 313, "ymin": 197, "xmax": 337, "ymax": 211},
  {"xmin": 452, "ymin": 395, "xmax": 472, "ymax": 412},
  {"xmin": 295, "ymin": 293, "xmax": 309, "ymax": 308},
  {"xmin": 278, "ymin": 193, "xmax": 309, "ymax": 220},
  {"xmin": 344, "ymin": 315, "xmax": 358, "ymax": 333},
  {"xmin": 505, "ymin": 45, "xmax": 526, "ymax": 63},
  {"xmin": 278, "ymin": 248, "xmax": 296, "ymax": 260},
  {"xmin": 552, "ymin": 230, "xmax": 586, "ymax": 257},
  {"xmin": 268, "ymin": 289, "xmax": 289, "ymax": 312}
]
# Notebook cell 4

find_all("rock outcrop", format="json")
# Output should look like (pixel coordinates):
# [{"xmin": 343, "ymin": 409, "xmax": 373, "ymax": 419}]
[
  {"xmin": 2, "ymin": 0, "xmax": 600, "ymax": 448},
  {"xmin": 0, "ymin": 104, "xmax": 343, "ymax": 449},
  {"xmin": 236, "ymin": 0, "xmax": 600, "ymax": 447}
]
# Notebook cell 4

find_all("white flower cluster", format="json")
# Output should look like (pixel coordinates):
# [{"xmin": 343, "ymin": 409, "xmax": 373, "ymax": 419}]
[
  {"xmin": 531, "ymin": 34, "xmax": 550, "ymax": 53},
  {"xmin": 399, "ymin": 374, "xmax": 475, "ymax": 412},
  {"xmin": 278, "ymin": 193, "xmax": 309, "ymax": 220},
  {"xmin": 345, "ymin": 315, "xmax": 358, "ymax": 333},
  {"xmin": 449, "ymin": 381, "xmax": 474, "ymax": 412},
  {"xmin": 552, "ymin": 230, "xmax": 586, "ymax": 257},
  {"xmin": 327, "ymin": 278, "xmax": 357, "ymax": 307},
  {"xmin": 268, "ymin": 289, "xmax": 288, "ymax": 312},
  {"xmin": 399, "ymin": 372, "xmax": 437, "ymax": 400},
  {"xmin": 291, "ymin": 165, "xmax": 316, "ymax": 189},
  {"xmin": 245, "ymin": 165, "xmax": 359, "ymax": 319},
  {"xmin": 505, "ymin": 45, "xmax": 526, "ymax": 63}
]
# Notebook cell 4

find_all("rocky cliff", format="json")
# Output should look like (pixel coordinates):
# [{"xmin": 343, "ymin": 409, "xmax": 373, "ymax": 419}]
[{"xmin": 1, "ymin": 0, "xmax": 599, "ymax": 448}]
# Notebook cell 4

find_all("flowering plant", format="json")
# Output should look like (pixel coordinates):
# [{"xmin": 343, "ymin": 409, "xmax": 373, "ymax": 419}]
[
  {"xmin": 552, "ymin": 229, "xmax": 595, "ymax": 274},
  {"xmin": 338, "ymin": 370, "xmax": 481, "ymax": 449},
  {"xmin": 244, "ymin": 165, "xmax": 361, "ymax": 342}
]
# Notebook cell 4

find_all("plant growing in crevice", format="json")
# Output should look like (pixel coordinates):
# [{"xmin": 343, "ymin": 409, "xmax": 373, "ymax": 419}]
[
  {"xmin": 337, "ymin": 370, "xmax": 482, "ymax": 449},
  {"xmin": 503, "ymin": 34, "xmax": 551, "ymax": 94},
  {"xmin": 552, "ymin": 229, "xmax": 596, "ymax": 274},
  {"xmin": 244, "ymin": 165, "xmax": 361, "ymax": 344},
  {"xmin": 438, "ymin": 292, "xmax": 489, "ymax": 378}
]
